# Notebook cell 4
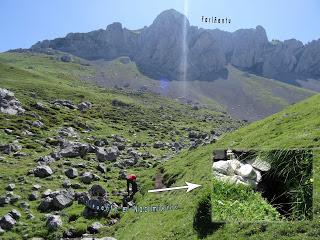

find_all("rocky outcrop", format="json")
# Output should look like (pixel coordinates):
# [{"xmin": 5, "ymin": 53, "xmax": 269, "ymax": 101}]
[
  {"xmin": 295, "ymin": 39, "xmax": 320, "ymax": 77},
  {"xmin": 30, "ymin": 9, "xmax": 320, "ymax": 82},
  {"xmin": 0, "ymin": 88, "xmax": 25, "ymax": 115},
  {"xmin": 262, "ymin": 39, "xmax": 304, "ymax": 78}
]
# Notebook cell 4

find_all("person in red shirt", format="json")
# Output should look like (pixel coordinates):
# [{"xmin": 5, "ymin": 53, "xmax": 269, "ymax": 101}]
[{"xmin": 126, "ymin": 174, "xmax": 138, "ymax": 199}]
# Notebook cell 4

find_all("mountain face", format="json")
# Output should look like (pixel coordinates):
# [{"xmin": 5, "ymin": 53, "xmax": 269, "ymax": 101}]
[{"xmin": 30, "ymin": 9, "xmax": 320, "ymax": 84}]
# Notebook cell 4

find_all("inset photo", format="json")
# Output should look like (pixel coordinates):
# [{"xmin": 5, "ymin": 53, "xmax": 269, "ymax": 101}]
[{"xmin": 212, "ymin": 149, "xmax": 313, "ymax": 221}]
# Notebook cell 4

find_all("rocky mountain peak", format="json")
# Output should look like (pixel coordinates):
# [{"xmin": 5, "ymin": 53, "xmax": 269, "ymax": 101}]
[{"xmin": 29, "ymin": 9, "xmax": 320, "ymax": 82}]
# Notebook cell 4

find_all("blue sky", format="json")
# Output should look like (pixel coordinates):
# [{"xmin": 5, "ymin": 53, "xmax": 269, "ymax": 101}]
[{"xmin": 1, "ymin": 0, "xmax": 319, "ymax": 52}]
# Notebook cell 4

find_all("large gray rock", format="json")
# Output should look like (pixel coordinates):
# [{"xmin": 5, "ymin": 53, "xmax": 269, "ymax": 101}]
[
  {"xmin": 262, "ymin": 39, "xmax": 303, "ymax": 78},
  {"xmin": 96, "ymin": 146, "xmax": 119, "ymax": 162},
  {"xmin": 9, "ymin": 209, "xmax": 21, "ymax": 220},
  {"xmin": 0, "ymin": 88, "xmax": 25, "ymax": 115},
  {"xmin": 295, "ymin": 39, "xmax": 320, "ymax": 77},
  {"xmin": 80, "ymin": 172, "xmax": 94, "ymax": 184},
  {"xmin": 0, "ymin": 214, "xmax": 16, "ymax": 230},
  {"xmin": 52, "ymin": 190, "xmax": 74, "ymax": 210},
  {"xmin": 38, "ymin": 197, "xmax": 53, "ymax": 212},
  {"xmin": 65, "ymin": 168, "xmax": 78, "ymax": 179},
  {"xmin": 77, "ymin": 101, "xmax": 92, "ymax": 112},
  {"xmin": 59, "ymin": 142, "xmax": 89, "ymax": 158},
  {"xmin": 46, "ymin": 215, "xmax": 62, "ymax": 231},
  {"xmin": 34, "ymin": 165, "xmax": 53, "ymax": 178}
]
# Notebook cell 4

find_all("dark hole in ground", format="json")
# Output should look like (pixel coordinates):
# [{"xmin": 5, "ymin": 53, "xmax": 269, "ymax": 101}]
[{"xmin": 257, "ymin": 171, "xmax": 292, "ymax": 218}]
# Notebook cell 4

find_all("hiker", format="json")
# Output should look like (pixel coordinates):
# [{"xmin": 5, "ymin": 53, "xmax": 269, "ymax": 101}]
[{"xmin": 126, "ymin": 174, "xmax": 138, "ymax": 199}]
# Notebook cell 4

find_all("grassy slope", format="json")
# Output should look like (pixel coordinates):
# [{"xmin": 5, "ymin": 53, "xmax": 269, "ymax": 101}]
[
  {"xmin": 1, "ymin": 52, "xmax": 319, "ymax": 239},
  {"xmin": 0, "ymin": 52, "xmax": 242, "ymax": 239},
  {"xmin": 207, "ymin": 94, "xmax": 320, "ymax": 239},
  {"xmin": 117, "ymin": 93, "xmax": 320, "ymax": 239}
]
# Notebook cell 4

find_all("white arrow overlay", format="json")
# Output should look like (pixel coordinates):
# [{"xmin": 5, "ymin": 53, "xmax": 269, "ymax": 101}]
[{"xmin": 148, "ymin": 182, "xmax": 201, "ymax": 193}]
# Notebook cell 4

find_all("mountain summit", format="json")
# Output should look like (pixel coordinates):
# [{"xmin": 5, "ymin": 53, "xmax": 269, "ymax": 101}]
[{"xmin": 31, "ymin": 9, "xmax": 320, "ymax": 85}]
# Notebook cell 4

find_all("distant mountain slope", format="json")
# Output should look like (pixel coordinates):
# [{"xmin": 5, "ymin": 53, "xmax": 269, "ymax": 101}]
[
  {"xmin": 29, "ymin": 9, "xmax": 320, "ymax": 88},
  {"xmin": 86, "ymin": 58, "xmax": 316, "ymax": 121}
]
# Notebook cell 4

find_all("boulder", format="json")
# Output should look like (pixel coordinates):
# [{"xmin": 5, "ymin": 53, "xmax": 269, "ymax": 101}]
[
  {"xmin": 59, "ymin": 142, "xmax": 89, "ymax": 158},
  {"xmin": 52, "ymin": 190, "xmax": 74, "ymax": 210},
  {"xmin": 80, "ymin": 172, "xmax": 94, "ymax": 184},
  {"xmin": 246, "ymin": 157, "xmax": 271, "ymax": 171},
  {"xmin": 153, "ymin": 141, "xmax": 165, "ymax": 149},
  {"xmin": 46, "ymin": 215, "xmax": 62, "ymax": 231},
  {"xmin": 236, "ymin": 164, "xmax": 257, "ymax": 180},
  {"xmin": 65, "ymin": 168, "xmax": 78, "ymax": 179},
  {"xmin": 5, "ymin": 183, "xmax": 15, "ymax": 191},
  {"xmin": 0, "ymin": 214, "xmax": 16, "ymax": 230},
  {"xmin": 52, "ymin": 100, "xmax": 76, "ymax": 109},
  {"xmin": 212, "ymin": 161, "xmax": 233, "ymax": 175},
  {"xmin": 38, "ymin": 197, "xmax": 53, "ymax": 212},
  {"xmin": 32, "ymin": 120, "xmax": 44, "ymax": 128},
  {"xmin": 0, "ymin": 88, "xmax": 25, "ymax": 115},
  {"xmin": 28, "ymin": 192, "xmax": 39, "ymax": 201},
  {"xmin": 97, "ymin": 163, "xmax": 107, "ymax": 174},
  {"xmin": 34, "ymin": 165, "xmax": 53, "ymax": 178},
  {"xmin": 88, "ymin": 222, "xmax": 104, "ymax": 234},
  {"xmin": 9, "ymin": 209, "xmax": 21, "ymax": 220},
  {"xmin": 96, "ymin": 146, "xmax": 119, "ymax": 162},
  {"xmin": 58, "ymin": 127, "xmax": 78, "ymax": 137},
  {"xmin": 89, "ymin": 185, "xmax": 107, "ymax": 197},
  {"xmin": 77, "ymin": 101, "xmax": 92, "ymax": 112}
]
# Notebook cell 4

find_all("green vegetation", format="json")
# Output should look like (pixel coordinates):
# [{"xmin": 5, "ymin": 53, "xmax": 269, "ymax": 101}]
[
  {"xmin": 0, "ymin": 52, "xmax": 240, "ymax": 239},
  {"xmin": 0, "ymin": 51, "xmax": 319, "ymax": 239}
]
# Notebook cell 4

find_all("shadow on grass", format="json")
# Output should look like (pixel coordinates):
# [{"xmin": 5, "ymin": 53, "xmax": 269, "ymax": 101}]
[{"xmin": 193, "ymin": 192, "xmax": 225, "ymax": 238}]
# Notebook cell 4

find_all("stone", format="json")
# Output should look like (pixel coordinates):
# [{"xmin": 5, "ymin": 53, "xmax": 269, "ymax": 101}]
[
  {"xmin": 59, "ymin": 142, "xmax": 89, "ymax": 158},
  {"xmin": 0, "ymin": 214, "xmax": 16, "ymax": 230},
  {"xmin": 0, "ymin": 88, "xmax": 25, "ymax": 115},
  {"xmin": 87, "ymin": 222, "xmax": 104, "ymax": 234},
  {"xmin": 52, "ymin": 190, "xmax": 74, "ymax": 210},
  {"xmin": 53, "ymin": 100, "xmax": 76, "ymax": 109},
  {"xmin": 9, "ymin": 209, "xmax": 21, "ymax": 220},
  {"xmin": 212, "ymin": 160, "xmax": 233, "ymax": 175},
  {"xmin": 62, "ymin": 179, "xmax": 71, "ymax": 188},
  {"xmin": 65, "ymin": 168, "xmax": 78, "ymax": 179},
  {"xmin": 97, "ymin": 163, "xmax": 107, "ymax": 174},
  {"xmin": 89, "ymin": 185, "xmax": 107, "ymax": 197},
  {"xmin": 60, "ymin": 54, "xmax": 72, "ymax": 62},
  {"xmin": 58, "ymin": 127, "xmax": 77, "ymax": 137},
  {"xmin": 80, "ymin": 172, "xmax": 94, "ymax": 184},
  {"xmin": 246, "ymin": 157, "xmax": 271, "ymax": 172},
  {"xmin": 96, "ymin": 146, "xmax": 119, "ymax": 162},
  {"xmin": 0, "ymin": 196, "xmax": 10, "ymax": 206},
  {"xmin": 46, "ymin": 215, "xmax": 62, "ymax": 231},
  {"xmin": 34, "ymin": 165, "xmax": 53, "ymax": 178},
  {"xmin": 32, "ymin": 120, "xmax": 44, "ymax": 128},
  {"xmin": 236, "ymin": 164, "xmax": 257, "ymax": 180},
  {"xmin": 227, "ymin": 159, "xmax": 242, "ymax": 171},
  {"xmin": 32, "ymin": 184, "xmax": 41, "ymax": 190},
  {"xmin": 38, "ymin": 197, "xmax": 53, "ymax": 212},
  {"xmin": 28, "ymin": 192, "xmax": 39, "ymax": 201},
  {"xmin": 153, "ymin": 141, "xmax": 164, "ymax": 149},
  {"xmin": 9, "ymin": 194, "xmax": 21, "ymax": 204},
  {"xmin": 77, "ymin": 101, "xmax": 92, "ymax": 112},
  {"xmin": 42, "ymin": 189, "xmax": 52, "ymax": 198},
  {"xmin": 6, "ymin": 183, "xmax": 15, "ymax": 191}
]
